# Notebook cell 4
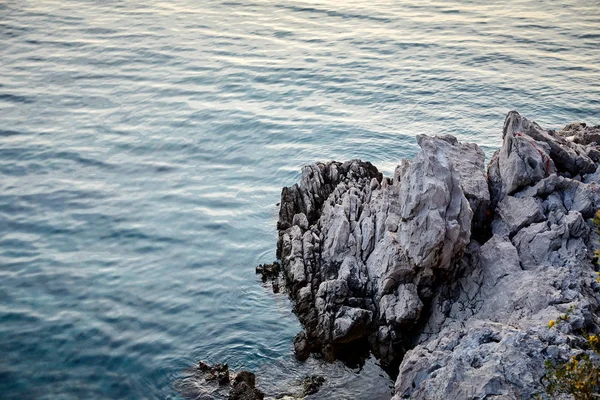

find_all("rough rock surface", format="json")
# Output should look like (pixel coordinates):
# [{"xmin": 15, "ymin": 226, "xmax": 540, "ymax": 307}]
[
  {"xmin": 276, "ymin": 112, "xmax": 600, "ymax": 399},
  {"xmin": 277, "ymin": 134, "xmax": 489, "ymax": 366}
]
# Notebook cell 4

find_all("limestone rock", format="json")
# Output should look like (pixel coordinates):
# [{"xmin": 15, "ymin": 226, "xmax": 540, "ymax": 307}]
[
  {"xmin": 228, "ymin": 382, "xmax": 260, "ymax": 400},
  {"xmin": 187, "ymin": 362, "xmax": 264, "ymax": 400},
  {"xmin": 255, "ymin": 262, "xmax": 281, "ymax": 280},
  {"xmin": 229, "ymin": 370, "xmax": 264, "ymax": 400},
  {"xmin": 277, "ymin": 136, "xmax": 486, "ymax": 366},
  {"xmin": 493, "ymin": 195, "xmax": 544, "ymax": 236},
  {"xmin": 332, "ymin": 306, "xmax": 372, "ymax": 343},
  {"xmin": 274, "ymin": 111, "xmax": 600, "ymax": 399},
  {"xmin": 202, "ymin": 363, "xmax": 230, "ymax": 385},
  {"xmin": 488, "ymin": 111, "xmax": 596, "ymax": 208},
  {"xmin": 560, "ymin": 122, "xmax": 600, "ymax": 149},
  {"xmin": 393, "ymin": 113, "xmax": 600, "ymax": 400}
]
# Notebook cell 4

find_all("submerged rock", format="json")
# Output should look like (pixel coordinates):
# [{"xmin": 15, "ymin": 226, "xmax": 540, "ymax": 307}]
[
  {"xmin": 302, "ymin": 375, "xmax": 325, "ymax": 396},
  {"xmin": 201, "ymin": 362, "xmax": 230, "ymax": 385},
  {"xmin": 275, "ymin": 111, "xmax": 600, "ymax": 399}
]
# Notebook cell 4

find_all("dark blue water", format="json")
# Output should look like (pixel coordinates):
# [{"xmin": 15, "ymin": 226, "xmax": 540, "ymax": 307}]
[{"xmin": 1, "ymin": 1, "xmax": 599, "ymax": 398}]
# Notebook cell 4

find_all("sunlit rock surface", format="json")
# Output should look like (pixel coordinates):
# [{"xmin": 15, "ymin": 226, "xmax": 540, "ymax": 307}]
[{"xmin": 276, "ymin": 112, "xmax": 600, "ymax": 399}]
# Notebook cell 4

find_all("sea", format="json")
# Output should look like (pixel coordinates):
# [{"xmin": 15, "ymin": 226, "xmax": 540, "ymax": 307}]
[{"xmin": 1, "ymin": 0, "xmax": 599, "ymax": 398}]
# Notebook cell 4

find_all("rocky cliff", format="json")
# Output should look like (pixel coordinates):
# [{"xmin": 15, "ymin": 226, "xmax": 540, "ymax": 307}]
[{"xmin": 275, "ymin": 112, "xmax": 600, "ymax": 399}]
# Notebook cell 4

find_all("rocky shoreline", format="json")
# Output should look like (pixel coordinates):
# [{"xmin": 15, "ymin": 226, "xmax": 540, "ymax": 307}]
[{"xmin": 274, "ymin": 112, "xmax": 600, "ymax": 399}]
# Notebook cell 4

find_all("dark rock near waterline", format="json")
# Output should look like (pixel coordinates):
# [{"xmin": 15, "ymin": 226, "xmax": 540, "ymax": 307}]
[
  {"xmin": 233, "ymin": 371, "xmax": 256, "ymax": 388},
  {"xmin": 228, "ymin": 382, "xmax": 262, "ymax": 400},
  {"xmin": 189, "ymin": 363, "xmax": 264, "ymax": 400},
  {"xmin": 302, "ymin": 375, "xmax": 325, "ymax": 396},
  {"xmin": 201, "ymin": 363, "xmax": 230, "ymax": 385},
  {"xmin": 256, "ymin": 262, "xmax": 283, "ymax": 294},
  {"xmin": 293, "ymin": 331, "xmax": 310, "ymax": 361},
  {"xmin": 229, "ymin": 371, "xmax": 264, "ymax": 400},
  {"xmin": 256, "ymin": 262, "xmax": 281, "ymax": 281},
  {"xmin": 275, "ymin": 111, "xmax": 600, "ymax": 399},
  {"xmin": 197, "ymin": 360, "xmax": 212, "ymax": 372}
]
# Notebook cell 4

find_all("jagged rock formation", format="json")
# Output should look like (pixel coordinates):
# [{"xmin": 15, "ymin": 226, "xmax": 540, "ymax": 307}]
[
  {"xmin": 276, "ymin": 112, "xmax": 600, "ymax": 399},
  {"xmin": 277, "ymin": 135, "xmax": 489, "ymax": 366}
]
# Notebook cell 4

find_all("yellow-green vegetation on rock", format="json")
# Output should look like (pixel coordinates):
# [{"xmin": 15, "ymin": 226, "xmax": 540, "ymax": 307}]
[
  {"xmin": 542, "ymin": 314, "xmax": 600, "ymax": 399},
  {"xmin": 594, "ymin": 210, "xmax": 600, "ymax": 271},
  {"xmin": 540, "ymin": 212, "xmax": 600, "ymax": 399}
]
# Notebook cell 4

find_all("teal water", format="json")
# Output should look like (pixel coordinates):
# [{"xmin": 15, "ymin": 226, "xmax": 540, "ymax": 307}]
[{"xmin": 1, "ymin": 1, "xmax": 599, "ymax": 399}]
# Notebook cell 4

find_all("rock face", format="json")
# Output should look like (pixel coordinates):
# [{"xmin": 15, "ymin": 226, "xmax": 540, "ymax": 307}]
[
  {"xmin": 277, "ymin": 135, "xmax": 489, "ymax": 366},
  {"xmin": 276, "ymin": 112, "xmax": 600, "ymax": 399}
]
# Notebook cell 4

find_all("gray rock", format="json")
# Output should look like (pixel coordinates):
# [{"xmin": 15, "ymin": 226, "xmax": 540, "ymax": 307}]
[
  {"xmin": 488, "ymin": 112, "xmax": 556, "ymax": 207},
  {"xmin": 277, "ymin": 136, "xmax": 486, "ymax": 365},
  {"xmin": 233, "ymin": 371, "xmax": 256, "ymax": 388},
  {"xmin": 228, "ymin": 382, "xmax": 262, "ymax": 400},
  {"xmin": 332, "ymin": 306, "xmax": 373, "ymax": 343},
  {"xmin": 274, "ymin": 111, "xmax": 600, "ymax": 399},
  {"xmin": 394, "ymin": 135, "xmax": 473, "ymax": 273},
  {"xmin": 189, "ymin": 363, "xmax": 264, "ymax": 400},
  {"xmin": 560, "ymin": 122, "xmax": 600, "ymax": 147},
  {"xmin": 203, "ymin": 363, "xmax": 230, "ymax": 385},
  {"xmin": 514, "ymin": 113, "xmax": 596, "ymax": 176},
  {"xmin": 393, "ymin": 113, "xmax": 600, "ymax": 400},
  {"xmin": 438, "ymin": 135, "xmax": 491, "ymax": 233},
  {"xmin": 493, "ymin": 195, "xmax": 544, "ymax": 236},
  {"xmin": 292, "ymin": 213, "xmax": 309, "ymax": 230},
  {"xmin": 255, "ymin": 262, "xmax": 281, "ymax": 281},
  {"xmin": 488, "ymin": 112, "xmax": 597, "ymax": 208},
  {"xmin": 393, "ymin": 322, "xmax": 551, "ymax": 400},
  {"xmin": 379, "ymin": 284, "xmax": 423, "ymax": 326}
]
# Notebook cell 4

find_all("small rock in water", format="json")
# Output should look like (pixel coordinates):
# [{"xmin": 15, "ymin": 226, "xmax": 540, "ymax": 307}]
[
  {"xmin": 199, "ymin": 362, "xmax": 230, "ymax": 385},
  {"xmin": 233, "ymin": 371, "xmax": 256, "ymax": 387},
  {"xmin": 197, "ymin": 360, "xmax": 211, "ymax": 372},
  {"xmin": 255, "ymin": 262, "xmax": 281, "ymax": 281},
  {"xmin": 302, "ymin": 375, "xmax": 325, "ymax": 396},
  {"xmin": 187, "ymin": 362, "xmax": 264, "ymax": 399},
  {"xmin": 229, "ymin": 370, "xmax": 264, "ymax": 400},
  {"xmin": 256, "ymin": 262, "xmax": 283, "ymax": 294}
]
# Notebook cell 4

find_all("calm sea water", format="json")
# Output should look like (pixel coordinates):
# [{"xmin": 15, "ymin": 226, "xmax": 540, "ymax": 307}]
[{"xmin": 1, "ymin": 0, "xmax": 599, "ymax": 399}]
